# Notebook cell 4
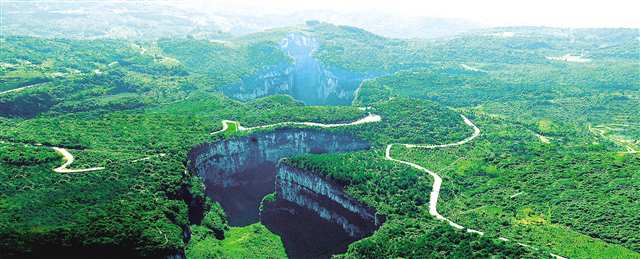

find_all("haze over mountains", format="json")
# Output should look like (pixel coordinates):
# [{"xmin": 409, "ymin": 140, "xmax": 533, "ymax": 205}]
[
  {"xmin": 2, "ymin": 1, "xmax": 481, "ymax": 39},
  {"xmin": 1, "ymin": 1, "xmax": 639, "ymax": 258}
]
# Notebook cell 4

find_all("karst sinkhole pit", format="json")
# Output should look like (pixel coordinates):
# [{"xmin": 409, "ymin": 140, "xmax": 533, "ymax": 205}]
[{"xmin": 188, "ymin": 129, "xmax": 382, "ymax": 258}]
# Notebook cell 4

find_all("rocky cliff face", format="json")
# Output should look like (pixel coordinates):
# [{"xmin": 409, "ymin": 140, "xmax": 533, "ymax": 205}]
[
  {"xmin": 221, "ymin": 64, "xmax": 295, "ymax": 102},
  {"xmin": 189, "ymin": 129, "xmax": 370, "ymax": 187},
  {"xmin": 221, "ymin": 32, "xmax": 364, "ymax": 105},
  {"xmin": 188, "ymin": 129, "xmax": 371, "ymax": 226},
  {"xmin": 188, "ymin": 129, "xmax": 380, "ymax": 257},
  {"xmin": 275, "ymin": 163, "xmax": 380, "ymax": 238}
]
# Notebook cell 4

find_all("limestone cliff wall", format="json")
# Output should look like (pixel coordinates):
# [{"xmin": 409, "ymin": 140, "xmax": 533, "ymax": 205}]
[
  {"xmin": 188, "ymin": 129, "xmax": 380, "ymax": 240},
  {"xmin": 188, "ymin": 129, "xmax": 370, "ymax": 187},
  {"xmin": 221, "ymin": 32, "xmax": 364, "ymax": 105},
  {"xmin": 275, "ymin": 163, "xmax": 381, "ymax": 238}
]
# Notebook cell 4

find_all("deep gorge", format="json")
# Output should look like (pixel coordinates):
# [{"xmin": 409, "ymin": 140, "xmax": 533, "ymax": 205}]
[
  {"xmin": 189, "ymin": 30, "xmax": 386, "ymax": 259},
  {"xmin": 188, "ymin": 129, "xmax": 381, "ymax": 258},
  {"xmin": 221, "ymin": 32, "xmax": 367, "ymax": 106}
]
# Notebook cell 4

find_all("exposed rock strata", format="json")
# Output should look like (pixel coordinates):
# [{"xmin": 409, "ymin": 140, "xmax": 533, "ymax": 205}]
[
  {"xmin": 221, "ymin": 32, "xmax": 365, "ymax": 105},
  {"xmin": 274, "ymin": 162, "xmax": 381, "ymax": 238}
]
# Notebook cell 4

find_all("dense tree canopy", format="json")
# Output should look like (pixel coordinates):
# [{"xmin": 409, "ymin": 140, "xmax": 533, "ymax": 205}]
[{"xmin": 1, "ymin": 24, "xmax": 638, "ymax": 258}]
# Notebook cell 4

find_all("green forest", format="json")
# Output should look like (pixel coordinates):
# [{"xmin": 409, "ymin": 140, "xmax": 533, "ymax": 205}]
[{"xmin": 1, "ymin": 16, "xmax": 638, "ymax": 259}]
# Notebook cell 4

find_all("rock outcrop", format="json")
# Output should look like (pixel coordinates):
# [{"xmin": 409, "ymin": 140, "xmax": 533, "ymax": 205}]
[
  {"xmin": 188, "ymin": 129, "xmax": 371, "ymax": 226},
  {"xmin": 274, "ymin": 163, "xmax": 381, "ymax": 238},
  {"xmin": 188, "ymin": 128, "xmax": 381, "ymax": 258},
  {"xmin": 221, "ymin": 32, "xmax": 365, "ymax": 105},
  {"xmin": 189, "ymin": 129, "xmax": 370, "ymax": 188}
]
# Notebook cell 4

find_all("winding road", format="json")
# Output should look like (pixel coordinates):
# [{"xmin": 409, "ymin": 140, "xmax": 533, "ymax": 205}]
[
  {"xmin": 0, "ymin": 82, "xmax": 47, "ymax": 96},
  {"xmin": 210, "ymin": 113, "xmax": 480, "ymax": 232},
  {"xmin": 50, "ymin": 113, "xmax": 383, "ymax": 173},
  {"xmin": 52, "ymin": 147, "xmax": 105, "ymax": 173},
  {"xmin": 383, "ymin": 115, "xmax": 564, "ymax": 259},
  {"xmin": 51, "ymin": 146, "xmax": 169, "ymax": 173},
  {"xmin": 588, "ymin": 124, "xmax": 638, "ymax": 154},
  {"xmin": 43, "ymin": 108, "xmax": 562, "ymax": 257},
  {"xmin": 384, "ymin": 114, "xmax": 480, "ymax": 230},
  {"xmin": 210, "ymin": 113, "xmax": 381, "ymax": 134},
  {"xmin": 210, "ymin": 120, "xmax": 237, "ymax": 135},
  {"xmin": 207, "ymin": 111, "xmax": 564, "ymax": 257}
]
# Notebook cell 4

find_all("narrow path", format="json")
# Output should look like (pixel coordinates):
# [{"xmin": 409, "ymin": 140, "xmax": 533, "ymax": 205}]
[
  {"xmin": 588, "ymin": 124, "xmax": 638, "ymax": 154},
  {"xmin": 43, "ymin": 108, "xmax": 562, "ymax": 256},
  {"xmin": 460, "ymin": 64, "xmax": 488, "ymax": 73},
  {"xmin": 384, "ymin": 115, "xmax": 565, "ymax": 259},
  {"xmin": 384, "ymin": 115, "xmax": 480, "ymax": 230},
  {"xmin": 48, "ymin": 113, "xmax": 380, "ymax": 174},
  {"xmin": 0, "ymin": 82, "xmax": 46, "ymax": 96},
  {"xmin": 210, "ymin": 120, "xmax": 236, "ymax": 135},
  {"xmin": 210, "ymin": 114, "xmax": 484, "ymax": 233},
  {"xmin": 536, "ymin": 133, "xmax": 551, "ymax": 144},
  {"xmin": 132, "ymin": 153, "xmax": 167, "ymax": 162},
  {"xmin": 209, "ymin": 113, "xmax": 565, "ymax": 257},
  {"xmin": 52, "ymin": 147, "xmax": 105, "ymax": 173},
  {"xmin": 210, "ymin": 113, "xmax": 381, "ymax": 135}
]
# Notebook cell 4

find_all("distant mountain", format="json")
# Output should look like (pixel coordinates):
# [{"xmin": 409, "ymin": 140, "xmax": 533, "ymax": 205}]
[
  {"xmin": 1, "ymin": 1, "xmax": 229, "ymax": 39},
  {"xmin": 1, "ymin": 1, "xmax": 481, "ymax": 39},
  {"xmin": 284, "ymin": 10, "xmax": 482, "ymax": 39}
]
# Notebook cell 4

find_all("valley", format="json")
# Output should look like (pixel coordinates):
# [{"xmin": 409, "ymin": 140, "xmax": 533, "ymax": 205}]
[{"xmin": 0, "ymin": 16, "xmax": 638, "ymax": 259}]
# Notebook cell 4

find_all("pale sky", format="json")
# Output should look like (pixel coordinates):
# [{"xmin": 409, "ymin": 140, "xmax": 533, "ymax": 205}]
[{"xmin": 187, "ymin": 0, "xmax": 640, "ymax": 28}]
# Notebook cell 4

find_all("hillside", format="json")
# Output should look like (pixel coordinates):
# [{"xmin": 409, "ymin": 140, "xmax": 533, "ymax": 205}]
[{"xmin": 1, "ymin": 22, "xmax": 638, "ymax": 258}]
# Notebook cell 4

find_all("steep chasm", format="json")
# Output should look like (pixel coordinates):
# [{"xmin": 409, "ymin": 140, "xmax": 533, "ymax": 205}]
[
  {"xmin": 188, "ymin": 129, "xmax": 371, "ymax": 224},
  {"xmin": 273, "ymin": 163, "xmax": 380, "ymax": 238},
  {"xmin": 222, "ymin": 63, "xmax": 295, "ymax": 102},
  {"xmin": 187, "ymin": 128, "xmax": 380, "ymax": 258},
  {"xmin": 259, "ymin": 162, "xmax": 381, "ymax": 258},
  {"xmin": 222, "ymin": 32, "xmax": 365, "ymax": 105},
  {"xmin": 189, "ymin": 129, "xmax": 370, "ymax": 188}
]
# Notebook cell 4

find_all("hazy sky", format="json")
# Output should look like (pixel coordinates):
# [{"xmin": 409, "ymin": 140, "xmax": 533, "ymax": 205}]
[{"xmin": 193, "ymin": 0, "xmax": 640, "ymax": 28}]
